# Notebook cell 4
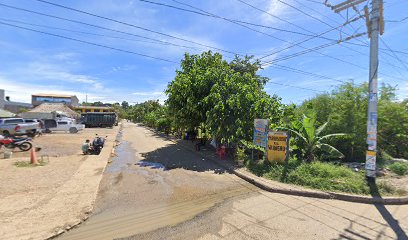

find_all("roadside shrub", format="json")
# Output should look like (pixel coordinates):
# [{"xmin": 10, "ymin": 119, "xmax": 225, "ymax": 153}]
[
  {"xmin": 235, "ymin": 147, "xmax": 247, "ymax": 162},
  {"xmin": 287, "ymin": 162, "xmax": 369, "ymax": 194},
  {"xmin": 389, "ymin": 162, "xmax": 408, "ymax": 176},
  {"xmin": 246, "ymin": 160, "xmax": 271, "ymax": 177}
]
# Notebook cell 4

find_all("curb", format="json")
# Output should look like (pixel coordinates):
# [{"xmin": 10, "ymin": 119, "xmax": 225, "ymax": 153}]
[{"xmin": 153, "ymin": 129, "xmax": 408, "ymax": 205}]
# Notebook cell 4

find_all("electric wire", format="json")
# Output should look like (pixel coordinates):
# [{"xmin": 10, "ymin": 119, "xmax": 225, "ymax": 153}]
[
  {"xmin": 0, "ymin": 3, "xmax": 230, "ymax": 55},
  {"xmin": 30, "ymin": 0, "xmax": 245, "ymax": 56},
  {"xmin": 0, "ymin": 20, "xmax": 332, "ymax": 93},
  {"xmin": 0, "ymin": 17, "xmax": 204, "ymax": 51},
  {"xmin": 0, "ymin": 21, "xmax": 178, "ymax": 63}
]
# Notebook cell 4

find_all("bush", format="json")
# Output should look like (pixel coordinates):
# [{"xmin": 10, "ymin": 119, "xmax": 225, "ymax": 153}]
[
  {"xmin": 389, "ymin": 162, "xmax": 408, "ymax": 176},
  {"xmin": 287, "ymin": 162, "xmax": 369, "ymax": 194}
]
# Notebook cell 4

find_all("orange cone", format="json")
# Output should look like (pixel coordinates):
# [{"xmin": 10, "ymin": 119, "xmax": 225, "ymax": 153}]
[{"xmin": 30, "ymin": 147, "xmax": 38, "ymax": 165}]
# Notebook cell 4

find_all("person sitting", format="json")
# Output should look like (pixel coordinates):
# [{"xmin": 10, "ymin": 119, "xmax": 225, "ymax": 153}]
[{"xmin": 82, "ymin": 139, "xmax": 90, "ymax": 155}]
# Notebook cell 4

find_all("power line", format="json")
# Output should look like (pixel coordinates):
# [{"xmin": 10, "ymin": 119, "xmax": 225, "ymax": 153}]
[
  {"xmin": 0, "ymin": 4, "xmax": 350, "ymax": 87},
  {"xmin": 267, "ymin": 81, "xmax": 326, "ymax": 93},
  {"xmin": 271, "ymin": 64, "xmax": 348, "ymax": 84},
  {"xmin": 34, "ymin": 0, "xmax": 368, "ymax": 73},
  {"xmin": 385, "ymin": 16, "xmax": 408, "ymax": 22},
  {"xmin": 0, "ymin": 17, "xmax": 205, "ymax": 51},
  {"xmin": 380, "ymin": 37, "xmax": 408, "ymax": 72},
  {"xmin": 0, "ymin": 21, "xmax": 178, "ymax": 63},
  {"xmin": 287, "ymin": 0, "xmax": 408, "ymax": 72},
  {"xmin": 138, "ymin": 0, "xmax": 319, "ymax": 38},
  {"xmin": 153, "ymin": 0, "xmax": 372, "ymax": 72},
  {"xmin": 0, "ymin": 3, "xmax": 231, "ymax": 55},
  {"xmin": 32, "ymin": 0, "xmax": 406, "ymax": 80},
  {"xmin": 0, "ymin": 18, "xmax": 342, "ymax": 92},
  {"xmin": 30, "ymin": 0, "xmax": 245, "ymax": 56},
  {"xmin": 236, "ymin": 0, "xmax": 406, "ymax": 80}
]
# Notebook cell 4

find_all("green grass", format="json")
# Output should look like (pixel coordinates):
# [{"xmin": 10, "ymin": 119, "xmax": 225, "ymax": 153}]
[
  {"xmin": 14, "ymin": 160, "xmax": 48, "ymax": 167},
  {"xmin": 389, "ymin": 162, "xmax": 408, "ymax": 176},
  {"xmin": 246, "ymin": 160, "xmax": 398, "ymax": 196}
]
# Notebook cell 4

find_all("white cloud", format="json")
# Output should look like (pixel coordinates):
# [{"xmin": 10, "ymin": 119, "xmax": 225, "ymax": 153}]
[{"xmin": 260, "ymin": 0, "xmax": 293, "ymax": 25}]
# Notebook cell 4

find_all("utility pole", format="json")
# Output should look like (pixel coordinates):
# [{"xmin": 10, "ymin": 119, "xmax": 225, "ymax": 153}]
[
  {"xmin": 326, "ymin": 0, "xmax": 384, "ymax": 181},
  {"xmin": 365, "ymin": 0, "xmax": 383, "ymax": 181}
]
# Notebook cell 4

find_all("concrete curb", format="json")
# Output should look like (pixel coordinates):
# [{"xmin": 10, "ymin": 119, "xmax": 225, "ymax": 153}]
[{"xmin": 154, "ymin": 129, "xmax": 408, "ymax": 205}]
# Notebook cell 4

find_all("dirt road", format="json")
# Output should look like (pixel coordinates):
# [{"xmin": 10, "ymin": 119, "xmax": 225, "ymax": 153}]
[
  {"xmin": 59, "ymin": 123, "xmax": 408, "ymax": 240},
  {"xmin": 0, "ymin": 126, "xmax": 119, "ymax": 240}
]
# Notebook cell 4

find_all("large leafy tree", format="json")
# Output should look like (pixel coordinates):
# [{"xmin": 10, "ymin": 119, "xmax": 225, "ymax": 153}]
[{"xmin": 166, "ymin": 51, "xmax": 283, "ymax": 145}]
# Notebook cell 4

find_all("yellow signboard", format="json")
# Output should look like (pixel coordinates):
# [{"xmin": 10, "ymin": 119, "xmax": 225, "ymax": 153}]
[{"xmin": 267, "ymin": 131, "xmax": 288, "ymax": 163}]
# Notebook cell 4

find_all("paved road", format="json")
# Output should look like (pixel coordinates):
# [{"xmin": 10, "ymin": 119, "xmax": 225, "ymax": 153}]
[{"xmin": 59, "ymin": 123, "xmax": 408, "ymax": 240}]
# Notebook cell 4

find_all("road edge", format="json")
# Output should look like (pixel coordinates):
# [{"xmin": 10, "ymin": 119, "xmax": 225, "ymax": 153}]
[
  {"xmin": 148, "ymin": 127, "xmax": 408, "ymax": 205},
  {"xmin": 46, "ymin": 123, "xmax": 123, "ymax": 240}
]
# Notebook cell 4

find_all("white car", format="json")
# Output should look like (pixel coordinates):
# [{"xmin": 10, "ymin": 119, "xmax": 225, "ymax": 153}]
[{"xmin": 49, "ymin": 120, "xmax": 85, "ymax": 133}]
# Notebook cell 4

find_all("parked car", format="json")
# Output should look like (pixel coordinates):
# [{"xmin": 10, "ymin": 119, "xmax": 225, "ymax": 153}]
[
  {"xmin": 80, "ymin": 112, "xmax": 117, "ymax": 128},
  {"xmin": 0, "ymin": 118, "xmax": 41, "ymax": 136},
  {"xmin": 48, "ymin": 119, "xmax": 85, "ymax": 133}
]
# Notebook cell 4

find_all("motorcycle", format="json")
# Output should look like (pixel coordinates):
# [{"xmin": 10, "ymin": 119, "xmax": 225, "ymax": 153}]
[
  {"xmin": 88, "ymin": 135, "xmax": 107, "ymax": 155},
  {"xmin": 0, "ymin": 137, "xmax": 33, "ymax": 151}
]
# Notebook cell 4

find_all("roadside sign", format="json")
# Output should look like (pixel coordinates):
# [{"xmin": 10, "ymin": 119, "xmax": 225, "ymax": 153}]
[
  {"xmin": 267, "ymin": 131, "xmax": 288, "ymax": 163},
  {"xmin": 253, "ymin": 119, "xmax": 269, "ymax": 148},
  {"xmin": 366, "ymin": 150, "xmax": 376, "ymax": 172}
]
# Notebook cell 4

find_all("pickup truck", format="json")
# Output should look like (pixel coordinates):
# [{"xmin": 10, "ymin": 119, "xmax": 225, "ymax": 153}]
[
  {"xmin": 48, "ymin": 119, "xmax": 85, "ymax": 133},
  {"xmin": 0, "ymin": 118, "xmax": 41, "ymax": 136}
]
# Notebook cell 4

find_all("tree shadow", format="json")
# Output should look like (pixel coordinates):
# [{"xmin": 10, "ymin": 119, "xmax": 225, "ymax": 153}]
[
  {"xmin": 137, "ymin": 138, "xmax": 226, "ymax": 174},
  {"xmin": 368, "ymin": 181, "xmax": 408, "ymax": 240}
]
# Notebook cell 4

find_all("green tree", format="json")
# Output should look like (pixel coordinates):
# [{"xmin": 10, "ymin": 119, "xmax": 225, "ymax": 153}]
[
  {"xmin": 297, "ymin": 82, "xmax": 408, "ymax": 161},
  {"xmin": 121, "ymin": 101, "xmax": 129, "ymax": 110},
  {"xmin": 166, "ymin": 51, "xmax": 284, "ymax": 145}
]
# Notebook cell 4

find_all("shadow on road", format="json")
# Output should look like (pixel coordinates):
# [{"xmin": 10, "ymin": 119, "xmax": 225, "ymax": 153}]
[
  {"xmin": 368, "ymin": 181, "xmax": 408, "ymax": 240},
  {"xmin": 332, "ymin": 181, "xmax": 407, "ymax": 240},
  {"xmin": 138, "ymin": 135, "xmax": 226, "ymax": 174}
]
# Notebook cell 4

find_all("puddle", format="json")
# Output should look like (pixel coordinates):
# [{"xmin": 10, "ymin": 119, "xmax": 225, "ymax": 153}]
[
  {"xmin": 136, "ymin": 161, "xmax": 166, "ymax": 170},
  {"xmin": 105, "ymin": 140, "xmax": 135, "ymax": 173}
]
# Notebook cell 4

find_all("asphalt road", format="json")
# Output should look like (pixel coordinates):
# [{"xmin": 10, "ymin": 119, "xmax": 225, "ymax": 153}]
[{"xmin": 59, "ymin": 122, "xmax": 408, "ymax": 240}]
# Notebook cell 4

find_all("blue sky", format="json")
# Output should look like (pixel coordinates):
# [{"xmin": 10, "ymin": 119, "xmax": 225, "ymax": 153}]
[{"xmin": 0, "ymin": 0, "xmax": 407, "ymax": 105}]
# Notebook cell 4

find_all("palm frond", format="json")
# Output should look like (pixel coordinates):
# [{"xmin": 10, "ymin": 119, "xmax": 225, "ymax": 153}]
[
  {"xmin": 316, "ymin": 122, "xmax": 328, "ymax": 136},
  {"xmin": 319, "ymin": 133, "xmax": 347, "ymax": 141},
  {"xmin": 318, "ymin": 143, "xmax": 344, "ymax": 159},
  {"xmin": 278, "ymin": 127, "xmax": 307, "ymax": 144}
]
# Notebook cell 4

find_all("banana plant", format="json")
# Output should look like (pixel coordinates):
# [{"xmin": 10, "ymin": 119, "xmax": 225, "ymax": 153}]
[{"xmin": 280, "ymin": 115, "xmax": 346, "ymax": 163}]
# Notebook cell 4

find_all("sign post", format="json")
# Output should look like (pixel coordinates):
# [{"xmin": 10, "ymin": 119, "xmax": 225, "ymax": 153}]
[
  {"xmin": 253, "ymin": 119, "xmax": 269, "ymax": 148},
  {"xmin": 267, "ymin": 131, "xmax": 289, "ymax": 163}
]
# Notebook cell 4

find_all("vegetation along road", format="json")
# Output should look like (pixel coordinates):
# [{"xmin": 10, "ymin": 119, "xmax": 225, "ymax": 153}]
[{"xmin": 58, "ymin": 122, "xmax": 408, "ymax": 240}]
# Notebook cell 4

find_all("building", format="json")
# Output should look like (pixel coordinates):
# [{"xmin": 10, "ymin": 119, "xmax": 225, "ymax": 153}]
[
  {"xmin": 32, "ymin": 93, "xmax": 79, "ymax": 107},
  {"xmin": 74, "ymin": 105, "xmax": 115, "ymax": 113},
  {"xmin": 0, "ymin": 89, "xmax": 33, "ymax": 113}
]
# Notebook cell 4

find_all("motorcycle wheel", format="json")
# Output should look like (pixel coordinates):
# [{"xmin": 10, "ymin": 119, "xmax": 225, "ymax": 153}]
[{"xmin": 18, "ymin": 142, "xmax": 32, "ymax": 151}]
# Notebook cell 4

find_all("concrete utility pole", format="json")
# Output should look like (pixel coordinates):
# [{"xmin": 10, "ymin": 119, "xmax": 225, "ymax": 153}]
[
  {"xmin": 365, "ymin": 0, "xmax": 383, "ymax": 181},
  {"xmin": 327, "ymin": 0, "xmax": 384, "ymax": 181}
]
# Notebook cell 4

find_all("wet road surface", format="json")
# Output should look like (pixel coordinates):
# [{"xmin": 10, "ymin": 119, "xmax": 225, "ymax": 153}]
[
  {"xmin": 58, "ymin": 123, "xmax": 256, "ymax": 240},
  {"xmin": 59, "ymin": 123, "xmax": 408, "ymax": 240}
]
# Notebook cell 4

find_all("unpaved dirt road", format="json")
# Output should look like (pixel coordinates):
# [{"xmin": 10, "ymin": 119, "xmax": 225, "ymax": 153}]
[{"xmin": 59, "ymin": 123, "xmax": 408, "ymax": 240}]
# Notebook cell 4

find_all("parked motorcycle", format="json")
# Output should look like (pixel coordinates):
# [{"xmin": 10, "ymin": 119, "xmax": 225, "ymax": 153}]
[
  {"xmin": 0, "ymin": 137, "xmax": 33, "ymax": 151},
  {"xmin": 88, "ymin": 135, "xmax": 107, "ymax": 155}
]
